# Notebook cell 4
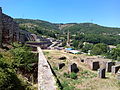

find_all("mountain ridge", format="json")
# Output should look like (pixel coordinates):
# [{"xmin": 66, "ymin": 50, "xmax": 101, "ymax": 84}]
[{"xmin": 14, "ymin": 18, "xmax": 120, "ymax": 36}]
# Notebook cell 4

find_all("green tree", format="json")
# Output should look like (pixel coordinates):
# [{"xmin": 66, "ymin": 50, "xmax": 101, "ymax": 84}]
[
  {"xmin": 10, "ymin": 43, "xmax": 37, "ymax": 71},
  {"xmin": 72, "ymin": 40, "xmax": 79, "ymax": 49},
  {"xmin": 91, "ymin": 43, "xmax": 109, "ymax": 55},
  {"xmin": 107, "ymin": 48, "xmax": 120, "ymax": 60},
  {"xmin": 116, "ymin": 44, "xmax": 120, "ymax": 48},
  {"xmin": 72, "ymin": 40, "xmax": 83, "ymax": 49},
  {"xmin": 82, "ymin": 43, "xmax": 93, "ymax": 53}
]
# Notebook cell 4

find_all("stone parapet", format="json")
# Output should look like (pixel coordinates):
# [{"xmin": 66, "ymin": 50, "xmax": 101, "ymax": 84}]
[{"xmin": 37, "ymin": 47, "xmax": 57, "ymax": 90}]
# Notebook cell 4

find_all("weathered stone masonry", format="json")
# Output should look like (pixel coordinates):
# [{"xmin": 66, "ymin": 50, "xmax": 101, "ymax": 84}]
[
  {"xmin": 0, "ymin": 7, "xmax": 3, "ymax": 47},
  {"xmin": 0, "ymin": 7, "xmax": 20, "ymax": 47}
]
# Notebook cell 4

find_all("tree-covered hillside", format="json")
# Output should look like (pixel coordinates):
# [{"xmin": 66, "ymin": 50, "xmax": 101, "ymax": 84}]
[
  {"xmin": 15, "ymin": 19, "xmax": 120, "ymax": 35},
  {"xmin": 61, "ymin": 23, "xmax": 120, "ymax": 35},
  {"xmin": 15, "ymin": 19, "xmax": 60, "ymax": 38},
  {"xmin": 14, "ymin": 18, "xmax": 120, "ymax": 45},
  {"xmin": 15, "ymin": 19, "xmax": 59, "ymax": 31},
  {"xmin": 15, "ymin": 18, "xmax": 120, "ymax": 35}
]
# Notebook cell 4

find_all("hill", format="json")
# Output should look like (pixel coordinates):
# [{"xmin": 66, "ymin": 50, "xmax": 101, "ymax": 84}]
[
  {"xmin": 61, "ymin": 23, "xmax": 120, "ymax": 35},
  {"xmin": 14, "ymin": 19, "xmax": 120, "ymax": 45},
  {"xmin": 15, "ymin": 19, "xmax": 59, "ymax": 31},
  {"xmin": 15, "ymin": 19, "xmax": 60, "ymax": 38},
  {"xmin": 15, "ymin": 18, "xmax": 120, "ymax": 35}
]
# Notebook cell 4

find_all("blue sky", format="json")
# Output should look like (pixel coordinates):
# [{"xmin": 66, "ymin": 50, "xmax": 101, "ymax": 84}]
[{"xmin": 0, "ymin": 0, "xmax": 120, "ymax": 27}]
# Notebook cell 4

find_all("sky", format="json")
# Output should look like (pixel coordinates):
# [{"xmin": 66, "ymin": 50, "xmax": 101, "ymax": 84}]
[{"xmin": 0, "ymin": 0, "xmax": 120, "ymax": 27}]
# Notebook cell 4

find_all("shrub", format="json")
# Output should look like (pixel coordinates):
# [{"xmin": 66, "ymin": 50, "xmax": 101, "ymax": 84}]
[
  {"xmin": 0, "ymin": 68, "xmax": 23, "ymax": 90},
  {"xmin": 63, "ymin": 72, "xmax": 77, "ymax": 79},
  {"xmin": 63, "ymin": 72, "xmax": 70, "ymax": 78},
  {"xmin": 80, "ymin": 70, "xmax": 89, "ymax": 75},
  {"xmin": 10, "ymin": 45, "xmax": 37, "ymax": 71},
  {"xmin": 61, "ymin": 81, "xmax": 75, "ymax": 90},
  {"xmin": 69, "ymin": 72, "xmax": 77, "ymax": 79},
  {"xmin": 0, "ymin": 56, "xmax": 24, "ymax": 90},
  {"xmin": 0, "ymin": 54, "xmax": 3, "ymax": 58},
  {"xmin": 0, "ymin": 44, "xmax": 37, "ymax": 89},
  {"xmin": 53, "ymin": 66, "xmax": 58, "ymax": 71},
  {"xmin": 43, "ymin": 51, "xmax": 49, "ymax": 55}
]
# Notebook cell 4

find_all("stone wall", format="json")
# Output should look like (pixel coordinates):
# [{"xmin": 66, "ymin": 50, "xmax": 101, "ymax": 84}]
[
  {"xmin": 0, "ymin": 7, "xmax": 20, "ymax": 46},
  {"xmin": 0, "ymin": 7, "xmax": 3, "ymax": 47},
  {"xmin": 37, "ymin": 47, "xmax": 57, "ymax": 90}
]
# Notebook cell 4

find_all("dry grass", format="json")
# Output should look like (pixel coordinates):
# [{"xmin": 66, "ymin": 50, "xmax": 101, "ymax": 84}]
[{"xmin": 43, "ymin": 50, "xmax": 120, "ymax": 90}]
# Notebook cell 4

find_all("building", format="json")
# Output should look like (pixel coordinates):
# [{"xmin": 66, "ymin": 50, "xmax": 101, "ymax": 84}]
[{"xmin": 65, "ymin": 48, "xmax": 80, "ymax": 54}]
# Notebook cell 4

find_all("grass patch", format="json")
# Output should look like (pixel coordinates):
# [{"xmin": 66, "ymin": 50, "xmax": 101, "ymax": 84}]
[
  {"xmin": 70, "ymin": 72, "xmax": 77, "ymax": 79},
  {"xmin": 63, "ymin": 72, "xmax": 77, "ymax": 79},
  {"xmin": 53, "ymin": 66, "xmax": 58, "ymax": 71},
  {"xmin": 61, "ymin": 80, "xmax": 75, "ymax": 90},
  {"xmin": 43, "ymin": 51, "xmax": 49, "ymax": 55},
  {"xmin": 80, "ymin": 70, "xmax": 97, "ymax": 79},
  {"xmin": 118, "ymin": 80, "xmax": 120, "ymax": 87}
]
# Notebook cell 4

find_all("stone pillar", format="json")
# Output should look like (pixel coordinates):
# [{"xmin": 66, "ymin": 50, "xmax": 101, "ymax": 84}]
[
  {"xmin": 117, "ymin": 70, "xmax": 120, "ymax": 80},
  {"xmin": 0, "ymin": 7, "xmax": 3, "ymax": 47},
  {"xmin": 106, "ymin": 61, "xmax": 115, "ymax": 72},
  {"xmin": 111, "ymin": 65, "xmax": 120, "ymax": 74},
  {"xmin": 98, "ymin": 68, "xmax": 106, "ymax": 78},
  {"xmin": 69, "ymin": 63, "xmax": 79, "ymax": 73}
]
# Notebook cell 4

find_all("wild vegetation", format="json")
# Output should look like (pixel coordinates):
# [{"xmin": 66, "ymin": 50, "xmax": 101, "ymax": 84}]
[
  {"xmin": 15, "ymin": 19, "xmax": 60, "ymax": 38},
  {"xmin": 0, "ymin": 43, "xmax": 38, "ymax": 90}
]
